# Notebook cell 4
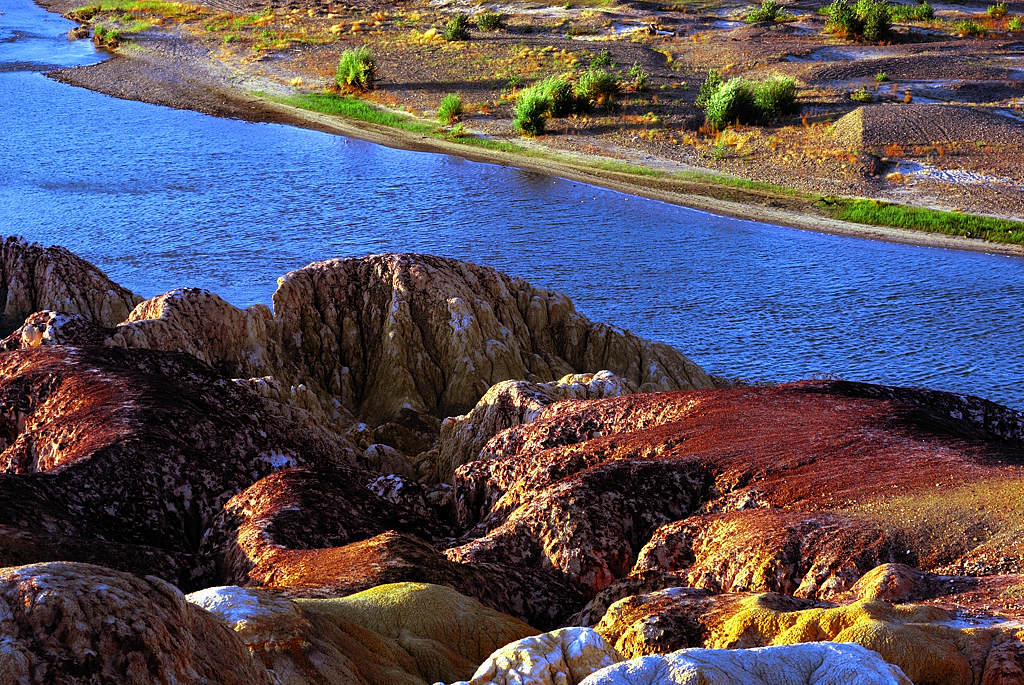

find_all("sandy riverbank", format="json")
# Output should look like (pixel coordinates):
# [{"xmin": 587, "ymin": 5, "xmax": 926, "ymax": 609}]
[{"xmin": 37, "ymin": 0, "xmax": 1024, "ymax": 257}]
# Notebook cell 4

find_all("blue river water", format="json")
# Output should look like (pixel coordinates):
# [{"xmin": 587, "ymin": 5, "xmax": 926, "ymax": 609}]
[{"xmin": 1, "ymin": 0, "xmax": 1023, "ymax": 407}]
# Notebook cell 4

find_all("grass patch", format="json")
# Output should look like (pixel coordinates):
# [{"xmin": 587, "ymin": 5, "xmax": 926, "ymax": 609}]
[
  {"xmin": 593, "ymin": 160, "xmax": 664, "ymax": 176},
  {"xmin": 73, "ymin": 0, "xmax": 197, "ymax": 19},
  {"xmin": 437, "ymin": 93, "xmax": 463, "ymax": 124},
  {"xmin": 745, "ymin": 0, "xmax": 794, "ymax": 22},
  {"xmin": 888, "ymin": 1, "xmax": 933, "ymax": 21},
  {"xmin": 818, "ymin": 197, "xmax": 1024, "ymax": 244},
  {"xmin": 336, "ymin": 47, "xmax": 374, "ymax": 90},
  {"xmin": 475, "ymin": 11, "xmax": 502, "ymax": 30},
  {"xmin": 204, "ymin": 8, "xmax": 271, "ymax": 31},
  {"xmin": 276, "ymin": 92, "xmax": 434, "ymax": 135}
]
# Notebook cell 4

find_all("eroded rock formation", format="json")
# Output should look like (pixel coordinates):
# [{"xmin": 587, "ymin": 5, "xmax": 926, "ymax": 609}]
[
  {"xmin": 0, "ymin": 562, "xmax": 269, "ymax": 684},
  {"xmin": 0, "ymin": 346, "xmax": 354, "ymax": 588},
  {"xmin": 188, "ymin": 582, "xmax": 537, "ymax": 685},
  {"xmin": 0, "ymin": 236, "xmax": 140, "ymax": 329}
]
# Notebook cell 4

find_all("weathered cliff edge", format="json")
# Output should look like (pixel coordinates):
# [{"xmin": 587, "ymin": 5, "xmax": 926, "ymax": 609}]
[{"xmin": 2, "ymin": 237, "xmax": 1024, "ymax": 684}]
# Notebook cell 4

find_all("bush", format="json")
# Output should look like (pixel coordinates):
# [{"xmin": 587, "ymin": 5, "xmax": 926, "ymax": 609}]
[
  {"xmin": 699, "ymin": 74, "xmax": 798, "ymax": 129},
  {"xmin": 754, "ymin": 75, "xmax": 798, "ymax": 117},
  {"xmin": 824, "ymin": 0, "xmax": 891, "ymax": 40},
  {"xmin": 574, "ymin": 67, "xmax": 621, "ymax": 110},
  {"xmin": 850, "ymin": 85, "xmax": 873, "ymax": 102},
  {"xmin": 475, "ymin": 11, "xmax": 502, "ymax": 30},
  {"xmin": 591, "ymin": 48, "xmax": 613, "ymax": 68},
  {"xmin": 987, "ymin": 2, "xmax": 1008, "ymax": 18},
  {"xmin": 93, "ymin": 24, "xmax": 124, "ymax": 46},
  {"xmin": 1010, "ymin": 15, "xmax": 1023, "ymax": 30},
  {"xmin": 704, "ymin": 78, "xmax": 760, "ymax": 129},
  {"xmin": 745, "ymin": 0, "xmax": 792, "ymax": 22},
  {"xmin": 955, "ymin": 18, "xmax": 984, "ymax": 35},
  {"xmin": 444, "ymin": 13, "xmax": 470, "ymax": 40},
  {"xmin": 514, "ymin": 88, "xmax": 550, "ymax": 135},
  {"xmin": 628, "ymin": 62, "xmax": 649, "ymax": 90},
  {"xmin": 437, "ymin": 94, "xmax": 463, "ymax": 124},
  {"xmin": 696, "ymin": 69, "xmax": 724, "ymax": 109},
  {"xmin": 857, "ymin": 0, "xmax": 892, "ymax": 40},
  {"xmin": 888, "ymin": 1, "xmax": 933, "ymax": 20},
  {"xmin": 536, "ymin": 76, "xmax": 576, "ymax": 116},
  {"xmin": 336, "ymin": 47, "xmax": 374, "ymax": 90},
  {"xmin": 875, "ymin": 70, "xmax": 889, "ymax": 81}
]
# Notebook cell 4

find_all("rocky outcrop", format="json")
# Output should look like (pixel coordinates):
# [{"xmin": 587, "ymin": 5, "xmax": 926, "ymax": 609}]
[
  {"xmin": 595, "ymin": 588, "xmax": 1024, "ymax": 684},
  {"xmin": 579, "ymin": 643, "xmax": 912, "ymax": 685},
  {"xmin": 633, "ymin": 510, "xmax": 905, "ymax": 600},
  {"xmin": 448, "ymin": 380, "xmax": 1024, "ymax": 609},
  {"xmin": 107, "ymin": 255, "xmax": 711, "ymax": 432},
  {"xmin": 0, "ymin": 562, "xmax": 269, "ymax": 684},
  {"xmin": 850, "ymin": 563, "xmax": 977, "ymax": 604},
  {"xmin": 0, "ymin": 346, "xmax": 353, "ymax": 588},
  {"xmin": 450, "ymin": 627, "xmax": 620, "ymax": 685},
  {"xmin": 189, "ymin": 582, "xmax": 537, "ymax": 685},
  {"xmin": 203, "ymin": 474, "xmax": 583, "ymax": 628},
  {"xmin": 435, "ymin": 370, "xmax": 638, "ymax": 482},
  {"xmin": 0, "ymin": 310, "xmax": 109, "ymax": 349},
  {"xmin": 0, "ymin": 236, "xmax": 140, "ymax": 330}
]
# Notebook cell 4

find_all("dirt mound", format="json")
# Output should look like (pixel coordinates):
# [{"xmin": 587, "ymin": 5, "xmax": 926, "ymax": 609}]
[{"xmin": 833, "ymin": 104, "xmax": 1024, "ymax": 148}]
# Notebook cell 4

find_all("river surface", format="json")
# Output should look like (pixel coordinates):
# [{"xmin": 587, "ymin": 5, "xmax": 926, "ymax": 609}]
[{"xmin": 2, "ymin": 0, "xmax": 1023, "ymax": 408}]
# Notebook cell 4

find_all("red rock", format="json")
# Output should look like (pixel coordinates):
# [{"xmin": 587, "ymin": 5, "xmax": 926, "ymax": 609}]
[{"xmin": 0, "ymin": 346, "xmax": 352, "ymax": 588}]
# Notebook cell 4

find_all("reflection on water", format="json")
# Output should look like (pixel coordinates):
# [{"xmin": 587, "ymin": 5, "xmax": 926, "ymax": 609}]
[{"xmin": 2, "ymin": 0, "xmax": 1023, "ymax": 407}]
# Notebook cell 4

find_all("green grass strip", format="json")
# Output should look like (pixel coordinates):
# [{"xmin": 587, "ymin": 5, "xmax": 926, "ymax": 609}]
[
  {"xmin": 819, "ymin": 197, "xmax": 1024, "ymax": 245},
  {"xmin": 277, "ymin": 93, "xmax": 436, "ymax": 135}
]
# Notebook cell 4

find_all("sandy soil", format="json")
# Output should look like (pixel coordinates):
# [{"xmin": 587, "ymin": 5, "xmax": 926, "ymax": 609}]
[{"xmin": 35, "ymin": 0, "xmax": 1024, "ymax": 255}]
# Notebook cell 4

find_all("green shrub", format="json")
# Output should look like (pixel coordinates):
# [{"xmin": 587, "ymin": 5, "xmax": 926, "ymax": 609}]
[
  {"xmin": 93, "ymin": 23, "xmax": 124, "ymax": 45},
  {"xmin": 696, "ymin": 69, "xmax": 724, "ymax": 109},
  {"xmin": 575, "ymin": 67, "xmax": 621, "ymax": 110},
  {"xmin": 851, "ymin": 85, "xmax": 873, "ymax": 102},
  {"xmin": 475, "ymin": 11, "xmax": 502, "ymax": 30},
  {"xmin": 437, "ymin": 94, "xmax": 463, "ymax": 124},
  {"xmin": 336, "ymin": 47, "xmax": 374, "ymax": 90},
  {"xmin": 987, "ymin": 2, "xmax": 1008, "ymax": 18},
  {"xmin": 754, "ymin": 75, "xmax": 798, "ymax": 117},
  {"xmin": 628, "ymin": 62, "xmax": 649, "ymax": 90},
  {"xmin": 745, "ymin": 0, "xmax": 793, "ymax": 22},
  {"xmin": 591, "ymin": 48, "xmax": 613, "ymax": 68},
  {"xmin": 875, "ymin": 71, "xmax": 889, "ymax": 81},
  {"xmin": 1010, "ymin": 15, "xmax": 1023, "ymax": 30},
  {"xmin": 824, "ymin": 0, "xmax": 891, "ymax": 40},
  {"xmin": 514, "ymin": 88, "xmax": 550, "ymax": 135},
  {"xmin": 955, "ymin": 18, "xmax": 984, "ymax": 35},
  {"xmin": 704, "ymin": 78, "xmax": 760, "ymax": 129},
  {"xmin": 856, "ymin": 0, "xmax": 892, "ymax": 40},
  {"xmin": 888, "ymin": 1, "xmax": 933, "ymax": 20},
  {"xmin": 444, "ymin": 13, "xmax": 470, "ymax": 40},
  {"xmin": 537, "ymin": 75, "xmax": 576, "ymax": 116}
]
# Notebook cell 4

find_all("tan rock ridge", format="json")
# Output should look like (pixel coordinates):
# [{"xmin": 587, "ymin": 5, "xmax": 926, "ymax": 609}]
[
  {"xmin": 106, "ymin": 254, "xmax": 712, "ymax": 429},
  {"xmin": 0, "ymin": 236, "xmax": 140, "ymax": 330}
]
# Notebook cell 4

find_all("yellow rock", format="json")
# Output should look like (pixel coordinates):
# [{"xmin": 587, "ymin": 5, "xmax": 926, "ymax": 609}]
[{"xmin": 189, "ymin": 582, "xmax": 538, "ymax": 685}]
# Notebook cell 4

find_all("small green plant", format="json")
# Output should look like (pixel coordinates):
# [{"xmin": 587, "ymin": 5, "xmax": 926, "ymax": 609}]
[
  {"xmin": 575, "ymin": 67, "xmax": 621, "ymax": 110},
  {"xmin": 591, "ymin": 48, "xmax": 613, "ymax": 68},
  {"xmin": 437, "ymin": 94, "xmax": 463, "ymax": 124},
  {"xmin": 475, "ymin": 11, "xmax": 502, "ymax": 30},
  {"xmin": 704, "ymin": 78, "xmax": 760, "ymax": 130},
  {"xmin": 824, "ymin": 0, "xmax": 891, "ymax": 40},
  {"xmin": 696, "ymin": 69, "xmax": 724, "ymax": 109},
  {"xmin": 502, "ymin": 71, "xmax": 522, "ymax": 95},
  {"xmin": 698, "ymin": 73, "xmax": 798, "ymax": 129},
  {"xmin": 987, "ymin": 2, "xmax": 1008, "ymax": 18},
  {"xmin": 851, "ymin": 85, "xmax": 873, "ymax": 102},
  {"xmin": 745, "ymin": 0, "xmax": 793, "ymax": 22},
  {"xmin": 754, "ymin": 75, "xmax": 798, "ymax": 117},
  {"xmin": 514, "ymin": 88, "xmax": 550, "ymax": 135},
  {"xmin": 954, "ymin": 18, "xmax": 984, "ymax": 35},
  {"xmin": 92, "ymin": 23, "xmax": 124, "ymax": 46},
  {"xmin": 336, "ymin": 46, "xmax": 374, "ymax": 90},
  {"xmin": 888, "ymin": 1, "xmax": 932, "ymax": 20},
  {"xmin": 444, "ymin": 13, "xmax": 471, "ymax": 40},
  {"xmin": 536, "ymin": 75, "xmax": 576, "ymax": 116},
  {"xmin": 628, "ymin": 62, "xmax": 649, "ymax": 90},
  {"xmin": 875, "ymin": 71, "xmax": 889, "ymax": 81},
  {"xmin": 1009, "ymin": 15, "xmax": 1023, "ymax": 30}
]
